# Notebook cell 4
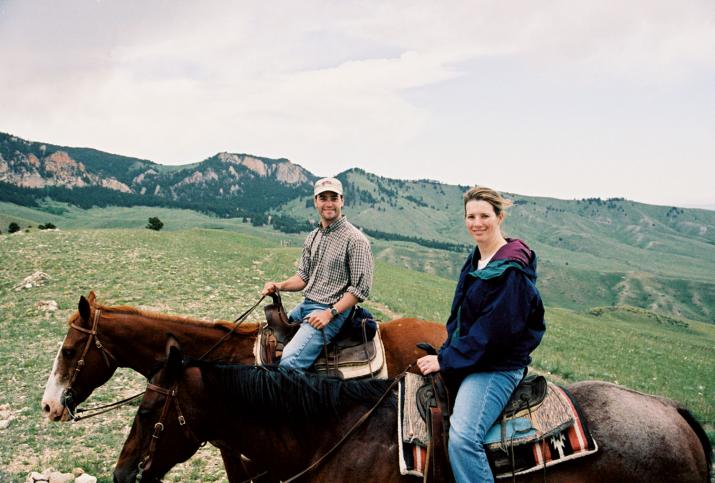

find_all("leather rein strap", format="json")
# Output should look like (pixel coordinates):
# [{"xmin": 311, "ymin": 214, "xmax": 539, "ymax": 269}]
[
  {"xmin": 281, "ymin": 367, "xmax": 410, "ymax": 483},
  {"xmin": 197, "ymin": 295, "xmax": 265, "ymax": 360}
]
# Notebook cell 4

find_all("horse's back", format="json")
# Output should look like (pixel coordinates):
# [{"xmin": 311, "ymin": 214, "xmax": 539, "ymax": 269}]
[
  {"xmin": 378, "ymin": 318, "xmax": 447, "ymax": 376},
  {"xmin": 551, "ymin": 380, "xmax": 710, "ymax": 483}
]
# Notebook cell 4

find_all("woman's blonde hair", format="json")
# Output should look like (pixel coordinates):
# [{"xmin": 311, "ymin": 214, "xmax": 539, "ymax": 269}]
[{"xmin": 463, "ymin": 186, "xmax": 513, "ymax": 217}]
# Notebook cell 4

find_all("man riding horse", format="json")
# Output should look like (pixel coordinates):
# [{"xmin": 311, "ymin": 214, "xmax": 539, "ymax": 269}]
[{"xmin": 262, "ymin": 177, "xmax": 374, "ymax": 370}]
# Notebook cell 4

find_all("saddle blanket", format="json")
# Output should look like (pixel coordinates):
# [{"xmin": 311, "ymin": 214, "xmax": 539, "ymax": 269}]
[
  {"xmin": 397, "ymin": 374, "xmax": 598, "ymax": 479},
  {"xmin": 397, "ymin": 373, "xmax": 430, "ymax": 477}
]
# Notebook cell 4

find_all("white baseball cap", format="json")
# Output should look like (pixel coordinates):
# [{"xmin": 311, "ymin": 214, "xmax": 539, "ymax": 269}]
[{"xmin": 313, "ymin": 177, "xmax": 343, "ymax": 196}]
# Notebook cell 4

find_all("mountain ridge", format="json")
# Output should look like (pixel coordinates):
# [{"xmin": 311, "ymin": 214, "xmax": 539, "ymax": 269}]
[{"xmin": 1, "ymin": 131, "xmax": 714, "ymax": 323}]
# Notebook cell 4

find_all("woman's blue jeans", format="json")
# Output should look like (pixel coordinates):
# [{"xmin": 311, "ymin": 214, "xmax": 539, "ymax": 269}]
[
  {"xmin": 448, "ymin": 368, "xmax": 524, "ymax": 483},
  {"xmin": 279, "ymin": 299, "xmax": 350, "ymax": 370}
]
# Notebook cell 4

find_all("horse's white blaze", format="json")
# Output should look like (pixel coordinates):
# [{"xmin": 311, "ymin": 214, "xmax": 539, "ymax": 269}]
[{"xmin": 41, "ymin": 340, "xmax": 68, "ymax": 420}]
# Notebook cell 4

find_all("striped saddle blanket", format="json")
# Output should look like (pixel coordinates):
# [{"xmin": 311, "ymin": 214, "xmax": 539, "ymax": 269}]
[{"xmin": 397, "ymin": 373, "xmax": 598, "ymax": 479}]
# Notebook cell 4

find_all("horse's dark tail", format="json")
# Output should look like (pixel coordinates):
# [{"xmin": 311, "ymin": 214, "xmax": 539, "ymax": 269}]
[{"xmin": 677, "ymin": 408, "xmax": 712, "ymax": 482}]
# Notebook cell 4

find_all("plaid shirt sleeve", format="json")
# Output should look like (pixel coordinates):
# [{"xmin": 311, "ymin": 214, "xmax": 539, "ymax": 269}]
[
  {"xmin": 345, "ymin": 236, "xmax": 373, "ymax": 301},
  {"xmin": 296, "ymin": 229, "xmax": 317, "ymax": 282}
]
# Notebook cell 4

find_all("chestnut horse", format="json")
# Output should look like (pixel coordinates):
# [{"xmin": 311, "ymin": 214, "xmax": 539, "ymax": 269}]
[
  {"xmin": 114, "ymin": 340, "xmax": 711, "ymax": 483},
  {"xmin": 41, "ymin": 292, "xmax": 447, "ymax": 480}
]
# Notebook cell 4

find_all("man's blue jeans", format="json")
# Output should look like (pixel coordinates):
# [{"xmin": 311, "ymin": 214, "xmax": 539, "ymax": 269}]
[
  {"xmin": 279, "ymin": 299, "xmax": 350, "ymax": 370},
  {"xmin": 448, "ymin": 368, "xmax": 524, "ymax": 483}
]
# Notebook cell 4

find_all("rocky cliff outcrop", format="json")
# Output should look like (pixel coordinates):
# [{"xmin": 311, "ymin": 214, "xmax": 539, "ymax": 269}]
[
  {"xmin": 0, "ymin": 131, "xmax": 314, "ymax": 216},
  {"xmin": 0, "ymin": 149, "xmax": 131, "ymax": 192}
]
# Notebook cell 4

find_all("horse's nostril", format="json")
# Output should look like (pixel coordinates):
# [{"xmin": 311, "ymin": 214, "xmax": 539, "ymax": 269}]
[{"xmin": 43, "ymin": 403, "xmax": 50, "ymax": 413}]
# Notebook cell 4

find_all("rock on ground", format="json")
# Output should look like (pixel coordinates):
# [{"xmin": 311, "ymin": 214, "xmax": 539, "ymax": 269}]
[
  {"xmin": 75, "ymin": 475, "xmax": 97, "ymax": 483},
  {"xmin": 36, "ymin": 300, "xmax": 59, "ymax": 312},
  {"xmin": 14, "ymin": 271, "xmax": 50, "ymax": 291},
  {"xmin": 25, "ymin": 469, "xmax": 96, "ymax": 483}
]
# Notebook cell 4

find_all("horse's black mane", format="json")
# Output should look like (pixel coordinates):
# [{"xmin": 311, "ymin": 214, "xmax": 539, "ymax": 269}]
[{"xmin": 192, "ymin": 359, "xmax": 395, "ymax": 422}]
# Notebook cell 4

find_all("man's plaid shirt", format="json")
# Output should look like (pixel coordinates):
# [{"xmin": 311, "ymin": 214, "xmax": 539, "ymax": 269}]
[{"xmin": 297, "ymin": 216, "xmax": 373, "ymax": 305}]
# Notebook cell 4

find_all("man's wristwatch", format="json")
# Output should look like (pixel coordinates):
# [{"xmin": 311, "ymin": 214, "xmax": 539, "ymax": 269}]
[{"xmin": 329, "ymin": 306, "xmax": 339, "ymax": 319}]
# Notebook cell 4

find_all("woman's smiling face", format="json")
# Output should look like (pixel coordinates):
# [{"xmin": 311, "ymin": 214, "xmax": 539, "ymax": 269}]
[{"xmin": 465, "ymin": 199, "xmax": 503, "ymax": 245}]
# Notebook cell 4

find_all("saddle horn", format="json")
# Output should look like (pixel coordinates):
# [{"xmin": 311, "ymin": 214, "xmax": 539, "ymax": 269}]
[{"xmin": 416, "ymin": 342, "xmax": 438, "ymax": 356}]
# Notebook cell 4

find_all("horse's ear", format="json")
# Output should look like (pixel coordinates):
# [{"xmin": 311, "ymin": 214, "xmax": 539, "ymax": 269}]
[
  {"xmin": 165, "ymin": 335, "xmax": 183, "ymax": 379},
  {"xmin": 78, "ymin": 296, "xmax": 91, "ymax": 323},
  {"xmin": 87, "ymin": 291, "xmax": 96, "ymax": 304}
]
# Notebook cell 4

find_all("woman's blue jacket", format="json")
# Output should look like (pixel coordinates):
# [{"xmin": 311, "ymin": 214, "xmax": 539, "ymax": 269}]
[{"xmin": 438, "ymin": 238, "xmax": 545, "ymax": 380}]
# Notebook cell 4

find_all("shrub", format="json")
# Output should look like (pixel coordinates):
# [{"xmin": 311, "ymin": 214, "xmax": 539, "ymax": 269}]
[
  {"xmin": 146, "ymin": 217, "xmax": 164, "ymax": 231},
  {"xmin": 8, "ymin": 222, "xmax": 20, "ymax": 233},
  {"xmin": 251, "ymin": 213, "xmax": 268, "ymax": 226}
]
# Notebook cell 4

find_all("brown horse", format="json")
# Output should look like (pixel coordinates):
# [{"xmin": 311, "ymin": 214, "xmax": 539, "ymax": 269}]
[
  {"xmin": 41, "ymin": 292, "xmax": 445, "ymax": 420},
  {"xmin": 41, "ymin": 292, "xmax": 447, "ymax": 481},
  {"xmin": 114, "ymin": 339, "xmax": 711, "ymax": 483}
]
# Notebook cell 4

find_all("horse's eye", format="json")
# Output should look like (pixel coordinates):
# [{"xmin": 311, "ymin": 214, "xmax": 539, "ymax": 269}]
[{"xmin": 62, "ymin": 348, "xmax": 76, "ymax": 358}]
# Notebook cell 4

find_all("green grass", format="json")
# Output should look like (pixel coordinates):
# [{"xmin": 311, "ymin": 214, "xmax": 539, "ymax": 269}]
[
  {"xmin": 532, "ymin": 307, "xmax": 714, "ymax": 426},
  {"xmin": 0, "ymin": 218, "xmax": 713, "ymax": 481}
]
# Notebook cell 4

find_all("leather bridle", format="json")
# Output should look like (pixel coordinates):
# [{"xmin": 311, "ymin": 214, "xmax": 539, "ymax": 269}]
[
  {"xmin": 136, "ymin": 379, "xmax": 204, "ymax": 480},
  {"xmin": 133, "ymin": 366, "xmax": 405, "ymax": 483},
  {"xmin": 62, "ymin": 308, "xmax": 123, "ymax": 419},
  {"xmin": 62, "ymin": 296, "xmax": 267, "ymax": 421}
]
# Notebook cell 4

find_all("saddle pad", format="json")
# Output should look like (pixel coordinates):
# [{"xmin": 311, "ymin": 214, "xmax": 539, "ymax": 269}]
[
  {"xmin": 491, "ymin": 384, "xmax": 598, "ymax": 479},
  {"xmin": 397, "ymin": 373, "xmax": 429, "ymax": 477},
  {"xmin": 486, "ymin": 381, "xmax": 573, "ymax": 447},
  {"xmin": 253, "ymin": 324, "xmax": 388, "ymax": 380},
  {"xmin": 484, "ymin": 417, "xmax": 537, "ymax": 445},
  {"xmin": 395, "ymin": 375, "xmax": 599, "ymax": 479}
]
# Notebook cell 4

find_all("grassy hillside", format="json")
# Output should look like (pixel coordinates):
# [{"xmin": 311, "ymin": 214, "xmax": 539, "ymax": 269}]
[
  {"xmin": 0, "ymin": 225, "xmax": 712, "ymax": 482},
  {"xmin": 279, "ymin": 171, "xmax": 715, "ymax": 323},
  {"xmin": 2, "ymin": 200, "xmax": 714, "ymax": 323}
]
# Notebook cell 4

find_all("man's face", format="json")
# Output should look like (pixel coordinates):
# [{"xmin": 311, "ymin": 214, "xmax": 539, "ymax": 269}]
[{"xmin": 314, "ymin": 191, "xmax": 343, "ymax": 225}]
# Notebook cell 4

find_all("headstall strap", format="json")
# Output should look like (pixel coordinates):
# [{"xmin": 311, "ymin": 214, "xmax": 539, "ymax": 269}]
[
  {"xmin": 64, "ymin": 308, "xmax": 133, "ymax": 421},
  {"xmin": 67, "ymin": 309, "xmax": 102, "ymax": 393},
  {"xmin": 140, "ymin": 382, "xmax": 177, "ymax": 473},
  {"xmin": 139, "ymin": 381, "xmax": 204, "ymax": 474}
]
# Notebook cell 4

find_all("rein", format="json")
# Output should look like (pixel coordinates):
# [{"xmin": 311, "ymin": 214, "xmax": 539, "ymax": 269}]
[
  {"xmin": 197, "ymin": 295, "xmax": 265, "ymax": 360},
  {"xmin": 281, "ymin": 366, "xmax": 411, "ymax": 483},
  {"xmin": 138, "ymin": 363, "xmax": 410, "ymax": 483},
  {"xmin": 65, "ymin": 296, "xmax": 266, "ymax": 421}
]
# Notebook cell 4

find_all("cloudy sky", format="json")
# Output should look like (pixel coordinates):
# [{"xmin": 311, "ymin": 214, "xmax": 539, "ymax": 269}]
[{"xmin": 1, "ymin": 0, "xmax": 713, "ymax": 207}]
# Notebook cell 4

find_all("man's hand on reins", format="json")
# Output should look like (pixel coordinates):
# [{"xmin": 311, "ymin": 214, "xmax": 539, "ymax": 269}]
[{"xmin": 262, "ymin": 282, "xmax": 281, "ymax": 296}]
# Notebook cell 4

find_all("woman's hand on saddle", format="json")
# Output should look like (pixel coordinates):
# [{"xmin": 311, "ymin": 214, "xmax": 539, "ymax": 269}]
[
  {"xmin": 307, "ymin": 309, "xmax": 332, "ymax": 330},
  {"xmin": 417, "ymin": 355, "xmax": 440, "ymax": 375}
]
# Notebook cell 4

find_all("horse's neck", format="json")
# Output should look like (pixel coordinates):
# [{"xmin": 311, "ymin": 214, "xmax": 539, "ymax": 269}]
[
  {"xmin": 221, "ymin": 413, "xmax": 343, "ymax": 475},
  {"xmin": 205, "ymin": 396, "xmax": 388, "ymax": 479},
  {"xmin": 98, "ymin": 311, "xmax": 256, "ymax": 376}
]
